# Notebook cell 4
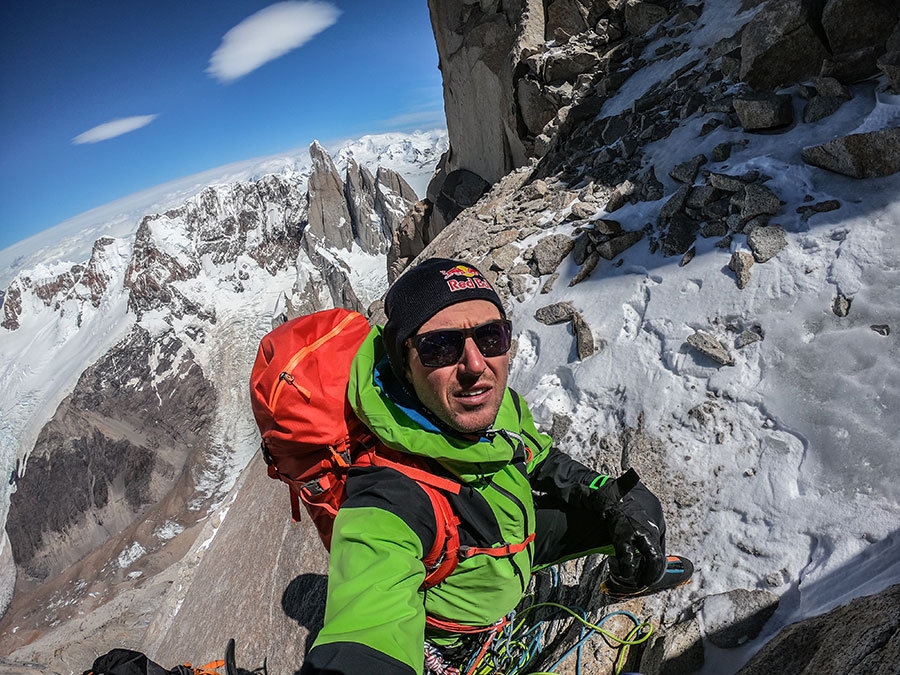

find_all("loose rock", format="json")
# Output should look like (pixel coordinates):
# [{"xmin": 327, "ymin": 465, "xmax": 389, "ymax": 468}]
[
  {"xmin": 833, "ymin": 293, "xmax": 852, "ymax": 317},
  {"xmin": 729, "ymin": 250, "xmax": 755, "ymax": 289},
  {"xmin": 700, "ymin": 589, "xmax": 780, "ymax": 648},
  {"xmin": 748, "ymin": 225, "xmax": 787, "ymax": 263},
  {"xmin": 687, "ymin": 330, "xmax": 735, "ymax": 366}
]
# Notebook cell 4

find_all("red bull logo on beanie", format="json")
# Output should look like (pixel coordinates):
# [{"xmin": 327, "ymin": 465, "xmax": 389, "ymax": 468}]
[{"xmin": 440, "ymin": 264, "xmax": 492, "ymax": 292}]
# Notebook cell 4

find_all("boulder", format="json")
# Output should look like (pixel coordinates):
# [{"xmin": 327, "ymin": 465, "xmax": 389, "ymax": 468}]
[
  {"xmin": 544, "ymin": 49, "xmax": 603, "ymax": 84},
  {"xmin": 624, "ymin": 0, "xmax": 669, "ymax": 37},
  {"xmin": 687, "ymin": 330, "xmax": 735, "ymax": 366},
  {"xmin": 740, "ymin": 184, "xmax": 782, "ymax": 222},
  {"xmin": 431, "ymin": 169, "xmax": 492, "ymax": 233},
  {"xmin": 535, "ymin": 302, "xmax": 576, "ymax": 325},
  {"xmin": 877, "ymin": 50, "xmax": 900, "ymax": 92},
  {"xmin": 748, "ymin": 225, "xmax": 788, "ymax": 263},
  {"xmin": 821, "ymin": 0, "xmax": 898, "ymax": 58},
  {"xmin": 801, "ymin": 127, "xmax": 900, "ymax": 178},
  {"xmin": 733, "ymin": 92, "xmax": 794, "ymax": 131},
  {"xmin": 729, "ymin": 250, "xmax": 755, "ymax": 289},
  {"xmin": 700, "ymin": 589, "xmax": 780, "ymax": 649},
  {"xmin": 597, "ymin": 230, "xmax": 643, "ymax": 260},
  {"xmin": 531, "ymin": 233, "xmax": 575, "ymax": 275},
  {"xmin": 518, "ymin": 76, "xmax": 559, "ymax": 136},
  {"xmin": 822, "ymin": 45, "xmax": 889, "ymax": 83},
  {"xmin": 740, "ymin": 0, "xmax": 830, "ymax": 89}
]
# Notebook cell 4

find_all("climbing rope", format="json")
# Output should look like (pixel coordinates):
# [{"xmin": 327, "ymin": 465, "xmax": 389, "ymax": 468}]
[
  {"xmin": 425, "ymin": 568, "xmax": 654, "ymax": 675},
  {"xmin": 463, "ymin": 603, "xmax": 652, "ymax": 675}
]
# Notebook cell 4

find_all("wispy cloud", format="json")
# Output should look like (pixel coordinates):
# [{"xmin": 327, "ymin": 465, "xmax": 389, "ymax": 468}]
[
  {"xmin": 72, "ymin": 115, "xmax": 159, "ymax": 145},
  {"xmin": 207, "ymin": 1, "xmax": 341, "ymax": 83}
]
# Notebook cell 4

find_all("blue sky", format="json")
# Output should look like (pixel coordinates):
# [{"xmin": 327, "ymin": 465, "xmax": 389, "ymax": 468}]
[{"xmin": 0, "ymin": 1, "xmax": 445, "ymax": 252}]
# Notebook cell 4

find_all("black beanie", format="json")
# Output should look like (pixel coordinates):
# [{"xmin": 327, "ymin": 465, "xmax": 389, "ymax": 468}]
[{"xmin": 383, "ymin": 258, "xmax": 506, "ymax": 377}]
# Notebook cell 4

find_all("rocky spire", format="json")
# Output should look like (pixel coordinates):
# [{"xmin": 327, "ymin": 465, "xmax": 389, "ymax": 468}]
[{"xmin": 306, "ymin": 141, "xmax": 354, "ymax": 251}]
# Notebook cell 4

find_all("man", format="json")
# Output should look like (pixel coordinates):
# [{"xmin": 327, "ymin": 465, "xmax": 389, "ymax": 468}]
[{"xmin": 300, "ymin": 258, "xmax": 691, "ymax": 675}]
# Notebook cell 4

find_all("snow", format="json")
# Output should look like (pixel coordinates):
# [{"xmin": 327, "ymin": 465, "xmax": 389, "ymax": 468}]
[
  {"xmin": 117, "ymin": 542, "xmax": 147, "ymax": 569},
  {"xmin": 154, "ymin": 521, "xmax": 185, "ymax": 542}
]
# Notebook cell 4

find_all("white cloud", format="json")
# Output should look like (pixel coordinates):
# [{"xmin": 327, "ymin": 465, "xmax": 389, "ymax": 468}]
[
  {"xmin": 207, "ymin": 1, "xmax": 341, "ymax": 83},
  {"xmin": 72, "ymin": 115, "xmax": 159, "ymax": 145}
]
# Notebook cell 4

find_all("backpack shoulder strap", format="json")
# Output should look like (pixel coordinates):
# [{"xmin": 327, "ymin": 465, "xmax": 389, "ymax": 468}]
[
  {"xmin": 361, "ymin": 447, "xmax": 461, "ymax": 588},
  {"xmin": 418, "ymin": 484, "xmax": 460, "ymax": 588}
]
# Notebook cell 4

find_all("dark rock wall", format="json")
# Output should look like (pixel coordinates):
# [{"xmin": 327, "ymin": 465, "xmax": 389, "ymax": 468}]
[{"xmin": 7, "ymin": 325, "xmax": 215, "ymax": 582}]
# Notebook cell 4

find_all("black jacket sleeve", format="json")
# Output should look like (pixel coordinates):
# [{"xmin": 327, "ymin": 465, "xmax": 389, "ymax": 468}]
[
  {"xmin": 528, "ymin": 445, "xmax": 605, "ymax": 505},
  {"xmin": 300, "ymin": 641, "xmax": 416, "ymax": 675}
]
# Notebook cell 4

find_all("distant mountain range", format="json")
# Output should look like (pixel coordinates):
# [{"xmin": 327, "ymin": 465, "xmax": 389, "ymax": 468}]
[{"xmin": 0, "ymin": 129, "xmax": 449, "ymax": 289}]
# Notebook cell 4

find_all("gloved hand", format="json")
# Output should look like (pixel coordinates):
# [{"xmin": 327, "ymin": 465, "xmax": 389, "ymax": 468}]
[
  {"xmin": 576, "ymin": 469, "xmax": 666, "ymax": 589},
  {"xmin": 609, "ymin": 506, "xmax": 665, "ymax": 588}
]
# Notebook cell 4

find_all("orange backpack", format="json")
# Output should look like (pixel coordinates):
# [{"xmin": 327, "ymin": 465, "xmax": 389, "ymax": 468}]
[{"xmin": 249, "ymin": 307, "xmax": 462, "ymax": 588}]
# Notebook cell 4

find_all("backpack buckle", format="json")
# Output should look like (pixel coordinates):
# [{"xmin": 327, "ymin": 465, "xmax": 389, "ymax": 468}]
[{"xmin": 301, "ymin": 478, "xmax": 326, "ymax": 496}]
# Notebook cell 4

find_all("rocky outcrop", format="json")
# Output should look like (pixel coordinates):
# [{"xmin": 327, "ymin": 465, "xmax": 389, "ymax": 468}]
[
  {"xmin": 344, "ymin": 157, "xmax": 380, "ymax": 254},
  {"xmin": 2, "ymin": 237, "xmax": 129, "ymax": 331},
  {"xmin": 374, "ymin": 167, "xmax": 418, "ymax": 241},
  {"xmin": 343, "ymin": 160, "xmax": 416, "ymax": 256},
  {"xmin": 737, "ymin": 584, "xmax": 900, "ymax": 675},
  {"xmin": 426, "ymin": 0, "xmax": 542, "ymax": 186},
  {"xmin": 306, "ymin": 141, "xmax": 355, "ymax": 251},
  {"xmin": 802, "ymin": 127, "xmax": 900, "ymax": 178},
  {"xmin": 126, "ymin": 175, "xmax": 306, "ymax": 320},
  {"xmin": 6, "ymin": 325, "xmax": 215, "ymax": 583}
]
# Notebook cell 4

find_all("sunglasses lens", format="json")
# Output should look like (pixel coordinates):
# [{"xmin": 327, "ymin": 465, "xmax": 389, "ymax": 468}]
[
  {"xmin": 413, "ymin": 320, "xmax": 512, "ymax": 367},
  {"xmin": 416, "ymin": 331, "xmax": 465, "ymax": 368},
  {"xmin": 473, "ymin": 320, "xmax": 511, "ymax": 357}
]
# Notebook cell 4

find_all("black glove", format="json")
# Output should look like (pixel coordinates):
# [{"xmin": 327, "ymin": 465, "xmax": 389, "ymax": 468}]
[
  {"xmin": 577, "ymin": 469, "xmax": 666, "ymax": 589},
  {"xmin": 608, "ymin": 506, "xmax": 665, "ymax": 588}
]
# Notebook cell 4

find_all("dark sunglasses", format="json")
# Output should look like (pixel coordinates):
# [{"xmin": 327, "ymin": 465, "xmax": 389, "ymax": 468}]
[{"xmin": 407, "ymin": 319, "xmax": 513, "ymax": 368}]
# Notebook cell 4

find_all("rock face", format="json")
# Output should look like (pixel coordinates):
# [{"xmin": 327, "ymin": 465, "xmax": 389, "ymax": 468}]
[
  {"xmin": 737, "ymin": 584, "xmax": 900, "ymax": 675},
  {"xmin": 7, "ymin": 325, "xmax": 215, "ymax": 583},
  {"xmin": 426, "ymin": 0, "xmax": 542, "ymax": 186},
  {"xmin": 145, "ymin": 455, "xmax": 330, "ymax": 675},
  {"xmin": 306, "ymin": 141, "xmax": 355, "ymax": 251}
]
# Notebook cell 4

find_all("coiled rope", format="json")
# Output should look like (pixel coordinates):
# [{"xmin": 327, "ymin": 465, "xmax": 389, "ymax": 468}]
[{"xmin": 458, "ymin": 601, "xmax": 652, "ymax": 675}]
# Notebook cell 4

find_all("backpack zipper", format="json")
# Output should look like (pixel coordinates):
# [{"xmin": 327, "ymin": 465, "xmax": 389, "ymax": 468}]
[{"xmin": 268, "ymin": 311, "xmax": 361, "ymax": 411}]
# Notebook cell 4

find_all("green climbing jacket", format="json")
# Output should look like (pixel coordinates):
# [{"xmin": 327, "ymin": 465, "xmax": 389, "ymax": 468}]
[{"xmin": 300, "ymin": 326, "xmax": 605, "ymax": 675}]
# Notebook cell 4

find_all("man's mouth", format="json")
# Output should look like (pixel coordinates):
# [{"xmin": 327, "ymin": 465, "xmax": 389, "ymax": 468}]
[{"xmin": 456, "ymin": 386, "xmax": 491, "ymax": 402}]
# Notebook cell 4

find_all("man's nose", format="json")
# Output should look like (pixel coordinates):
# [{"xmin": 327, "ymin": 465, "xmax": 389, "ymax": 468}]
[{"xmin": 457, "ymin": 336, "xmax": 486, "ymax": 372}]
